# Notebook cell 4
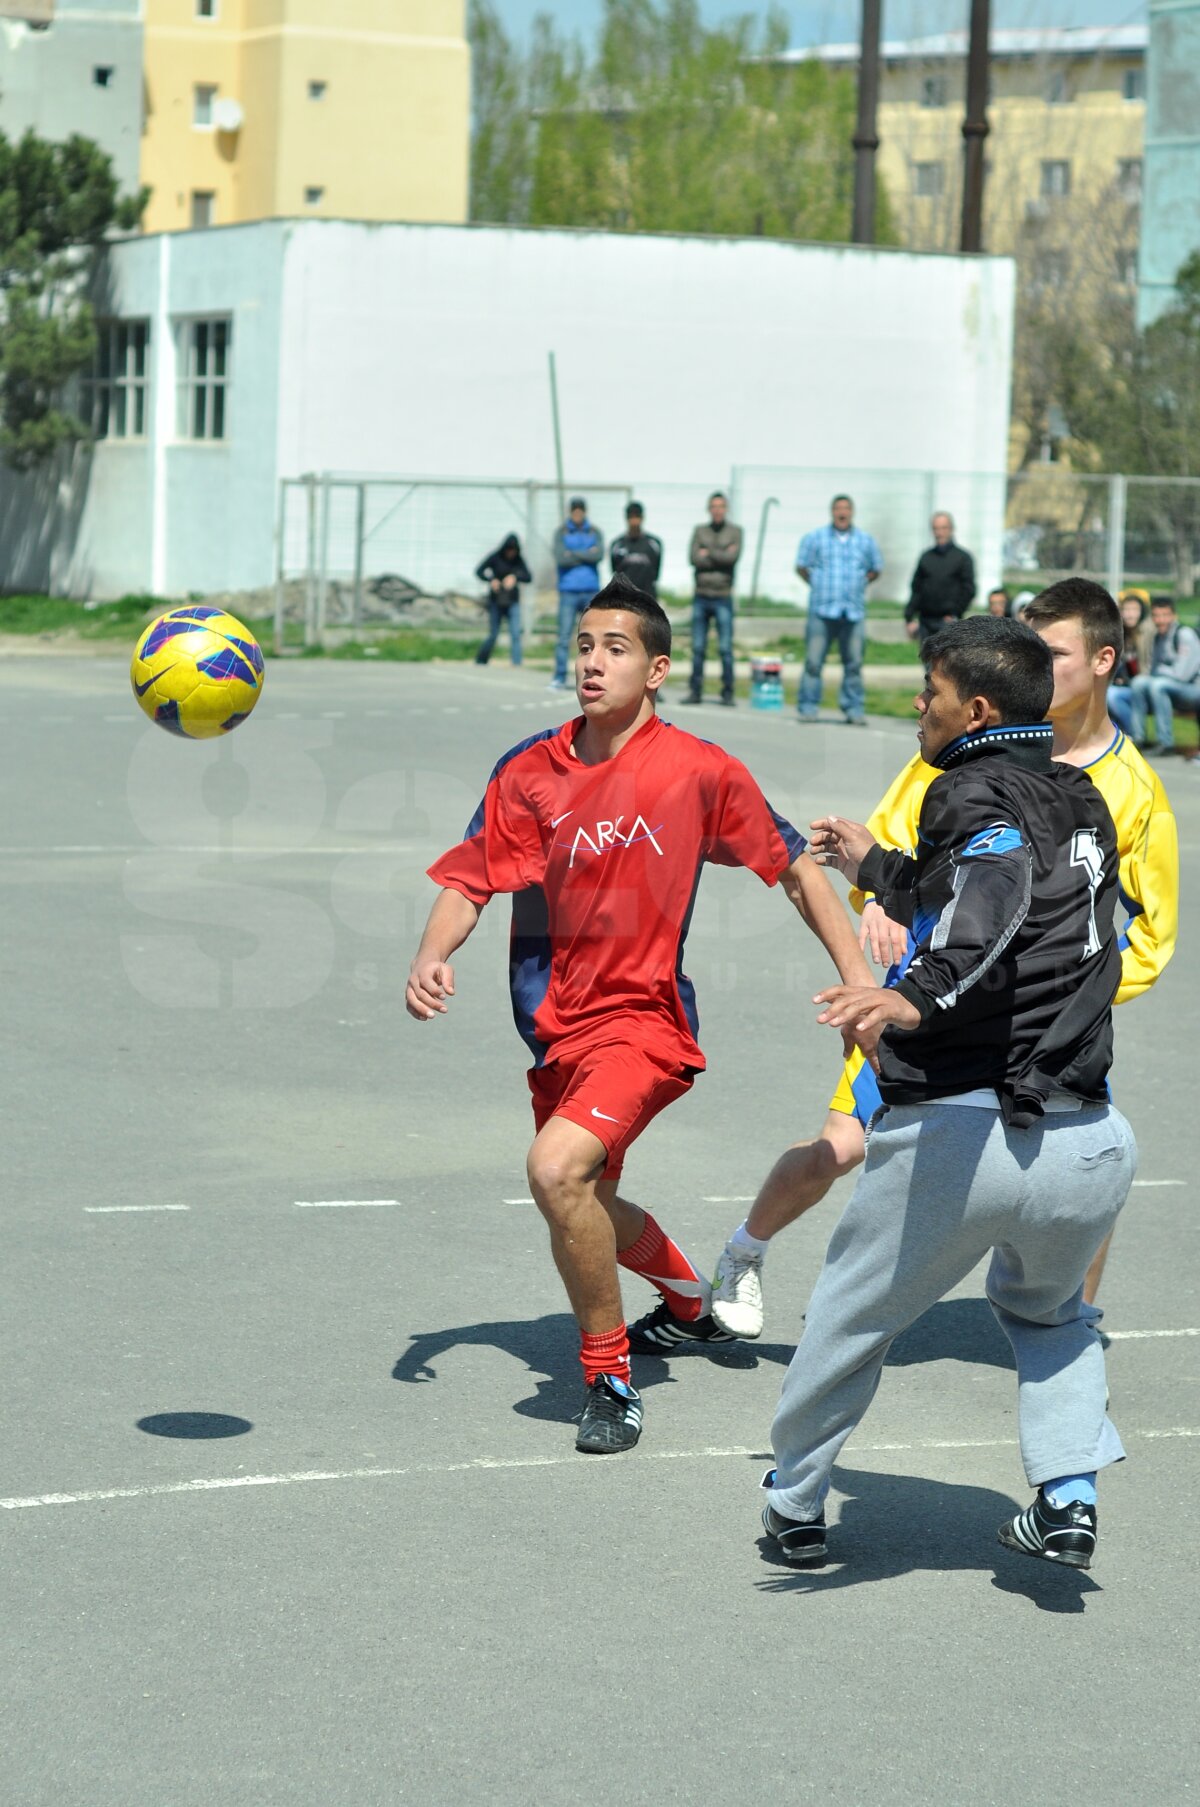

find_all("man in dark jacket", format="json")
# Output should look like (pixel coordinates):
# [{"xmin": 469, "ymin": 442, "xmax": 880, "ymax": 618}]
[
  {"xmin": 761, "ymin": 618, "xmax": 1134, "ymax": 1575},
  {"xmin": 610, "ymin": 502, "xmax": 663, "ymax": 599},
  {"xmin": 685, "ymin": 491, "xmax": 742, "ymax": 705},
  {"xmin": 905, "ymin": 512, "xmax": 976, "ymax": 647}
]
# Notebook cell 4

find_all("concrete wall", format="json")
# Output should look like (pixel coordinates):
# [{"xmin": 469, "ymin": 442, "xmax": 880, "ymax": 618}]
[
  {"xmin": 0, "ymin": 2, "xmax": 143, "ymax": 194},
  {"xmin": 275, "ymin": 221, "xmax": 1015, "ymax": 600}
]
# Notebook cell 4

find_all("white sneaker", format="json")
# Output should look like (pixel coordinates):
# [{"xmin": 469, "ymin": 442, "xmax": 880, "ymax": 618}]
[{"xmin": 711, "ymin": 1244, "xmax": 764, "ymax": 1339}]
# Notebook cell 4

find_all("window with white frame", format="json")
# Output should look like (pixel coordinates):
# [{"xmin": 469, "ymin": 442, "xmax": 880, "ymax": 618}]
[
  {"xmin": 914, "ymin": 161, "xmax": 944, "ymax": 198},
  {"xmin": 1046, "ymin": 71, "xmax": 1068, "ymax": 104},
  {"xmin": 81, "ymin": 320, "xmax": 150, "ymax": 441},
  {"xmin": 1117, "ymin": 156, "xmax": 1143, "ymax": 200},
  {"xmin": 1040, "ymin": 159, "xmax": 1071, "ymax": 198},
  {"xmin": 1123, "ymin": 67, "xmax": 1145, "ymax": 101},
  {"xmin": 920, "ymin": 74, "xmax": 947, "ymax": 108},
  {"xmin": 1115, "ymin": 249, "xmax": 1138, "ymax": 286},
  {"xmin": 193, "ymin": 84, "xmax": 217, "ymax": 128},
  {"xmin": 196, "ymin": 0, "xmax": 217, "ymax": 17},
  {"xmin": 191, "ymin": 190, "xmax": 215, "ymax": 229},
  {"xmin": 176, "ymin": 318, "xmax": 231, "ymax": 442}
]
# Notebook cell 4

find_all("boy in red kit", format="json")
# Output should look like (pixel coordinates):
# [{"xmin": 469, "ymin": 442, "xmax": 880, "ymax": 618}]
[{"xmin": 406, "ymin": 575, "xmax": 872, "ymax": 1455}]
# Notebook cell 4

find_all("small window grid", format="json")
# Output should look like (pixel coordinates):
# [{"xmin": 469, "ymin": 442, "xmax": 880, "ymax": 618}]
[
  {"xmin": 176, "ymin": 318, "xmax": 231, "ymax": 442},
  {"xmin": 196, "ymin": 0, "xmax": 217, "ymax": 17},
  {"xmin": 914, "ymin": 161, "xmax": 944, "ymax": 198},
  {"xmin": 82, "ymin": 320, "xmax": 150, "ymax": 442},
  {"xmin": 1123, "ymin": 67, "xmax": 1145, "ymax": 101},
  {"xmin": 1115, "ymin": 249, "xmax": 1138, "ymax": 286},
  {"xmin": 191, "ymin": 191, "xmax": 216, "ymax": 229},
  {"xmin": 304, "ymin": 186, "xmax": 325, "ymax": 207},
  {"xmin": 193, "ymin": 84, "xmax": 217, "ymax": 128},
  {"xmin": 1117, "ymin": 157, "xmax": 1143, "ymax": 199},
  {"xmin": 1046, "ymin": 71, "xmax": 1067, "ymax": 104},
  {"xmin": 1033, "ymin": 249, "xmax": 1069, "ymax": 292},
  {"xmin": 93, "ymin": 65, "xmax": 114, "ymax": 88},
  {"xmin": 920, "ymin": 74, "xmax": 946, "ymax": 109},
  {"xmin": 1040, "ymin": 159, "xmax": 1071, "ymax": 198},
  {"xmin": 308, "ymin": 80, "xmax": 327, "ymax": 101}
]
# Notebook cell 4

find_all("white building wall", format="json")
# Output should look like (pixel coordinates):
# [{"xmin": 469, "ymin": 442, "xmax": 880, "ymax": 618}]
[{"xmin": 0, "ymin": 219, "xmax": 1014, "ymax": 603}]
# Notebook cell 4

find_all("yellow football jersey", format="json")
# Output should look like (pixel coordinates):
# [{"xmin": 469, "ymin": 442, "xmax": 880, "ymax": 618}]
[{"xmin": 847, "ymin": 730, "xmax": 1177, "ymax": 1006}]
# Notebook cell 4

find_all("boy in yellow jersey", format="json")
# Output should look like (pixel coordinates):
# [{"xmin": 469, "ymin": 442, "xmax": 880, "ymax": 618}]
[{"xmin": 711, "ymin": 577, "xmax": 1177, "ymax": 1335}]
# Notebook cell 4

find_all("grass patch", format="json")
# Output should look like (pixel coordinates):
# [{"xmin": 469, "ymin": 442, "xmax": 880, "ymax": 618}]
[
  {"xmin": 0, "ymin": 593, "xmax": 162, "ymax": 639},
  {"xmin": 327, "ymin": 632, "xmax": 478, "ymax": 662},
  {"xmin": 751, "ymin": 634, "xmax": 916, "ymax": 666}
]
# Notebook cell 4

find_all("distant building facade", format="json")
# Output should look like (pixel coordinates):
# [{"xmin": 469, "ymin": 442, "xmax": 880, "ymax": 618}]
[
  {"xmin": 1139, "ymin": 0, "xmax": 1200, "ymax": 324},
  {"xmin": 0, "ymin": 1, "xmax": 144, "ymax": 193},
  {"xmin": 139, "ymin": 0, "xmax": 470, "ymax": 234},
  {"xmin": 776, "ymin": 27, "xmax": 1145, "ymax": 289}
]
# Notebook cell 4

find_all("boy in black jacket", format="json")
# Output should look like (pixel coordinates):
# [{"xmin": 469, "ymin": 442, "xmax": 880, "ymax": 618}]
[{"xmin": 761, "ymin": 619, "xmax": 1135, "ymax": 1573}]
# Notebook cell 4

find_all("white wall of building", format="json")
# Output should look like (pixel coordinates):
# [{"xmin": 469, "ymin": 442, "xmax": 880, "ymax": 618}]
[{"xmin": 0, "ymin": 219, "xmax": 1014, "ymax": 603}]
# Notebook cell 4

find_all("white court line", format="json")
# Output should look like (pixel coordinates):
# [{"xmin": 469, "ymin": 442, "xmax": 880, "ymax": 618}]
[
  {"xmin": 1106, "ymin": 1328, "xmax": 1200, "ymax": 1341},
  {"xmin": 502, "ymin": 1196, "xmax": 534, "ymax": 1205},
  {"xmin": 295, "ymin": 1199, "xmax": 400, "ymax": 1210},
  {"xmin": 4, "ymin": 1426, "xmax": 1197, "ymax": 1514},
  {"xmin": 84, "ymin": 1205, "xmax": 190, "ymax": 1214},
  {"xmin": 1132, "ymin": 1180, "xmax": 1185, "ymax": 1188},
  {"xmin": 703, "ymin": 1196, "xmax": 755, "ymax": 1204}
]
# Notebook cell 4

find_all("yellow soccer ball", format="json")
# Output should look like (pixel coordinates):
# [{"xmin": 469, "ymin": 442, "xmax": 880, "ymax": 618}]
[{"xmin": 131, "ymin": 607, "xmax": 265, "ymax": 738}]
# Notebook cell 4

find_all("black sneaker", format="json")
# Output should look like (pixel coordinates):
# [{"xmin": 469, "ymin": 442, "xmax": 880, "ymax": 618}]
[
  {"xmin": 681, "ymin": 693, "xmax": 703, "ymax": 705},
  {"xmin": 759, "ymin": 1472, "xmax": 828, "ymax": 1564},
  {"xmin": 997, "ymin": 1489, "xmax": 1097, "ymax": 1569},
  {"xmin": 575, "ymin": 1373, "xmax": 643, "ymax": 1454},
  {"xmin": 626, "ymin": 1298, "xmax": 737, "ymax": 1354}
]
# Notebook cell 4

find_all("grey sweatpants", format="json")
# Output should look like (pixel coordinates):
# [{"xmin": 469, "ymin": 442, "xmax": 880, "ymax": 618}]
[{"xmin": 768, "ymin": 1099, "xmax": 1137, "ymax": 1521}]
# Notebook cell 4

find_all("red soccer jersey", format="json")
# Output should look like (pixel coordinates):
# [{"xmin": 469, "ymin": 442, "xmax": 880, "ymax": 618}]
[{"xmin": 427, "ymin": 714, "xmax": 805, "ymax": 1070}]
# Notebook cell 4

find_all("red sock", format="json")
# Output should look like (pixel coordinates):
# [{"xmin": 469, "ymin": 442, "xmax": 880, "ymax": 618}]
[
  {"xmin": 580, "ymin": 1324, "xmax": 631, "ymax": 1387},
  {"xmin": 617, "ymin": 1213, "xmax": 706, "ymax": 1321}
]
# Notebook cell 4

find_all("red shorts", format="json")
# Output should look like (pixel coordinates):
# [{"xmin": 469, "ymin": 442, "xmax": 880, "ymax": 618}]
[{"xmin": 527, "ymin": 1042, "xmax": 695, "ymax": 1179}]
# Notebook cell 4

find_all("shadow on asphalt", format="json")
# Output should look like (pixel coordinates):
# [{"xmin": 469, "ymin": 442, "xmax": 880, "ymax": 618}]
[
  {"xmin": 391, "ymin": 1313, "xmax": 796, "ymax": 1423},
  {"xmin": 885, "ymin": 1296, "xmax": 1016, "ymax": 1371},
  {"xmin": 754, "ymin": 1464, "xmax": 1100, "ymax": 1612}
]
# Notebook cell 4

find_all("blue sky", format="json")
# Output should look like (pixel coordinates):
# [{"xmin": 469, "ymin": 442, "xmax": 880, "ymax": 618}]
[{"xmin": 492, "ymin": 0, "xmax": 1147, "ymax": 48}]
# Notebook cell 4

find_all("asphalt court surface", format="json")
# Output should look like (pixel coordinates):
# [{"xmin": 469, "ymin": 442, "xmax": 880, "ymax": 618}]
[{"xmin": 3, "ymin": 655, "xmax": 1198, "ymax": 1806}]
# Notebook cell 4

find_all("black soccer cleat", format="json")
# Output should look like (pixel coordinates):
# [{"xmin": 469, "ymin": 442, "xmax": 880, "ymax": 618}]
[
  {"xmin": 997, "ymin": 1489, "xmax": 1097, "ymax": 1570},
  {"xmin": 575, "ymin": 1373, "xmax": 643, "ymax": 1455},
  {"xmin": 626, "ymin": 1298, "xmax": 738, "ymax": 1355},
  {"xmin": 761, "ymin": 1503, "xmax": 828, "ymax": 1565},
  {"xmin": 759, "ymin": 1468, "xmax": 828, "ymax": 1564}
]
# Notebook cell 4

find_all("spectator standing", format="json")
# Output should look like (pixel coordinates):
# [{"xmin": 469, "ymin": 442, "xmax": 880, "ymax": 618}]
[
  {"xmin": 1128, "ymin": 596, "xmax": 1200, "ymax": 752},
  {"xmin": 685, "ymin": 491, "xmax": 743, "ymax": 706},
  {"xmin": 986, "ymin": 588, "xmax": 1012, "ymax": 617},
  {"xmin": 795, "ymin": 495, "xmax": 882, "ymax": 725},
  {"xmin": 1107, "ymin": 590, "xmax": 1153, "ymax": 738},
  {"xmin": 474, "ymin": 533, "xmax": 532, "ymax": 667},
  {"xmin": 904, "ymin": 511, "xmax": 976, "ymax": 646},
  {"xmin": 550, "ymin": 497, "xmax": 604, "ymax": 690},
  {"xmin": 610, "ymin": 501, "xmax": 663, "ymax": 599}
]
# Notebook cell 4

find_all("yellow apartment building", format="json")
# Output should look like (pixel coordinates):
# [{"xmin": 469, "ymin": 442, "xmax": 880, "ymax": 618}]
[
  {"xmin": 779, "ymin": 26, "xmax": 1146, "ymax": 282},
  {"xmin": 141, "ymin": 0, "xmax": 469, "ymax": 233}
]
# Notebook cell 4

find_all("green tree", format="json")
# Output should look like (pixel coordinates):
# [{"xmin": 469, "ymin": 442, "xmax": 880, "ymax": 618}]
[
  {"xmin": 468, "ymin": 0, "xmax": 533, "ymax": 224},
  {"xmin": 468, "ymin": 0, "xmax": 894, "ymax": 245},
  {"xmin": 0, "ymin": 129, "xmax": 144, "ymax": 470}
]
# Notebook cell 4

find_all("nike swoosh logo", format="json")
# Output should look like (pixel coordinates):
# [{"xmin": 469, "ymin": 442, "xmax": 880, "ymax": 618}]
[
  {"xmin": 134, "ymin": 667, "xmax": 170, "ymax": 697},
  {"xmin": 550, "ymin": 811, "xmax": 573, "ymax": 829},
  {"xmin": 590, "ymin": 1107, "xmax": 619, "ymax": 1123}
]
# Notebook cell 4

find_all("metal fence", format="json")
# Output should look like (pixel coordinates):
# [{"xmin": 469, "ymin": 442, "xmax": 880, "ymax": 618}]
[{"xmin": 275, "ymin": 467, "xmax": 1200, "ymax": 648}]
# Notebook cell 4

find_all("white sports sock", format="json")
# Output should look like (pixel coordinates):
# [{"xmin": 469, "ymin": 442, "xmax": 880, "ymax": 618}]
[{"xmin": 729, "ymin": 1220, "xmax": 770, "ymax": 1258}]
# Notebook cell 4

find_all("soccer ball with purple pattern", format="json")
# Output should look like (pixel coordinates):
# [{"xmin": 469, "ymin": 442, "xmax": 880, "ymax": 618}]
[{"xmin": 131, "ymin": 606, "xmax": 265, "ymax": 738}]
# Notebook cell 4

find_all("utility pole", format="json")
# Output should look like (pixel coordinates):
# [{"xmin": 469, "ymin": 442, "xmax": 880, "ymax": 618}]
[
  {"xmin": 960, "ymin": 0, "xmax": 991, "ymax": 252},
  {"xmin": 852, "ymin": 0, "xmax": 882, "ymax": 244}
]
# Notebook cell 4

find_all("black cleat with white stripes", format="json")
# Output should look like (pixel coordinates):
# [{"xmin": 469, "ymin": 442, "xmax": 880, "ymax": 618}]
[
  {"xmin": 997, "ymin": 1489, "xmax": 1097, "ymax": 1569},
  {"xmin": 626, "ymin": 1298, "xmax": 738, "ymax": 1355}
]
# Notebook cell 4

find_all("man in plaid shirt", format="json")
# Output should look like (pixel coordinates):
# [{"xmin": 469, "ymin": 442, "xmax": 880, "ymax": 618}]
[{"xmin": 796, "ymin": 495, "xmax": 882, "ymax": 726}]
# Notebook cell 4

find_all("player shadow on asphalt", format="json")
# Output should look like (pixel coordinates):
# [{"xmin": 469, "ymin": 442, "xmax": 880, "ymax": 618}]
[
  {"xmin": 754, "ymin": 1464, "xmax": 1100, "ymax": 1612},
  {"xmin": 391, "ymin": 1313, "xmax": 798, "ymax": 1423},
  {"xmin": 884, "ymin": 1296, "xmax": 1016, "ymax": 1370}
]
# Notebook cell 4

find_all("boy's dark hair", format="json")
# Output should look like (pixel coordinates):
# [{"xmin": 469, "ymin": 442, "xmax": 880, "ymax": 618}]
[
  {"xmin": 1150, "ymin": 594, "xmax": 1178, "ymax": 613},
  {"xmin": 584, "ymin": 573, "xmax": 672, "ymax": 658},
  {"xmin": 1022, "ymin": 577, "xmax": 1122, "ymax": 662},
  {"xmin": 924, "ymin": 617, "xmax": 1053, "ymax": 723}
]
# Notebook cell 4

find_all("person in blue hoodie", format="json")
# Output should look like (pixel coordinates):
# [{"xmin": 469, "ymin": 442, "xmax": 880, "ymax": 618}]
[{"xmin": 550, "ymin": 497, "xmax": 605, "ymax": 689}]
